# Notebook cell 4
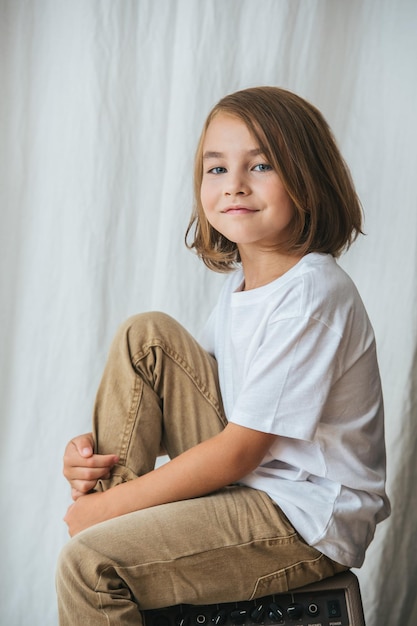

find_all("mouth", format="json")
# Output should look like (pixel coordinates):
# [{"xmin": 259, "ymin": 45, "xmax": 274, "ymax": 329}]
[{"xmin": 222, "ymin": 205, "xmax": 259, "ymax": 214}]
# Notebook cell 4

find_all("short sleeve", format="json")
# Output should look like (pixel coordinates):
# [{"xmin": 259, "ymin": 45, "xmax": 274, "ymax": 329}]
[{"xmin": 230, "ymin": 315, "xmax": 342, "ymax": 441}]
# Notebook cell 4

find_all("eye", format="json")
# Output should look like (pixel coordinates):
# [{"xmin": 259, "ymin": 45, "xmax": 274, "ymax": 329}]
[
  {"xmin": 207, "ymin": 166, "xmax": 227, "ymax": 174},
  {"xmin": 253, "ymin": 163, "xmax": 273, "ymax": 172}
]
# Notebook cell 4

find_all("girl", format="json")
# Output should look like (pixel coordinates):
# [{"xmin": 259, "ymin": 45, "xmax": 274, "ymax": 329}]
[{"xmin": 57, "ymin": 87, "xmax": 390, "ymax": 625}]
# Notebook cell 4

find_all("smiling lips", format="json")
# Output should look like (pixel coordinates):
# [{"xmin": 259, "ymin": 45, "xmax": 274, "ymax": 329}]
[{"xmin": 222, "ymin": 205, "xmax": 259, "ymax": 214}]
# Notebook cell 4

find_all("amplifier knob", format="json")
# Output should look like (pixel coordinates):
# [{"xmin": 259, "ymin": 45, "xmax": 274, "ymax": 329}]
[
  {"xmin": 267, "ymin": 603, "xmax": 283, "ymax": 623},
  {"xmin": 230, "ymin": 608, "xmax": 247, "ymax": 624},
  {"xmin": 250, "ymin": 603, "xmax": 266, "ymax": 623},
  {"xmin": 176, "ymin": 616, "xmax": 191, "ymax": 626},
  {"xmin": 286, "ymin": 603, "xmax": 303, "ymax": 620},
  {"xmin": 211, "ymin": 609, "xmax": 227, "ymax": 626}
]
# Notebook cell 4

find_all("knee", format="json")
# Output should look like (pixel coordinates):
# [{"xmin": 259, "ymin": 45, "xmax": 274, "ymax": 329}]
[
  {"xmin": 56, "ymin": 532, "xmax": 106, "ymax": 604},
  {"xmin": 56, "ymin": 535, "xmax": 86, "ymax": 595},
  {"xmin": 120, "ymin": 311, "xmax": 184, "ymax": 342}
]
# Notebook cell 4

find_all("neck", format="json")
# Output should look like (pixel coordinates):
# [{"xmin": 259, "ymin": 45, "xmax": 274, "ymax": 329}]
[{"xmin": 239, "ymin": 247, "xmax": 303, "ymax": 291}]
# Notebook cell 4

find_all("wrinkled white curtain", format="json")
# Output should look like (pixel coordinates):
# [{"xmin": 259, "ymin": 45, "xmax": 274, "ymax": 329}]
[{"xmin": 1, "ymin": 1, "xmax": 416, "ymax": 624}]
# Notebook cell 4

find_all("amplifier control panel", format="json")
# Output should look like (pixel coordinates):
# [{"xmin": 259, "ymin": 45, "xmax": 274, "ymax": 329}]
[{"xmin": 143, "ymin": 586, "xmax": 352, "ymax": 626}]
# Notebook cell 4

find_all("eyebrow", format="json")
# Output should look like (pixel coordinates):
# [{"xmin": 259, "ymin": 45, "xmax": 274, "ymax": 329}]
[{"xmin": 202, "ymin": 148, "xmax": 264, "ymax": 160}]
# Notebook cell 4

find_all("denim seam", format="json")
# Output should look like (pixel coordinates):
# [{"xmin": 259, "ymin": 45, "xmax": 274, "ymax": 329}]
[
  {"xmin": 118, "ymin": 373, "xmax": 142, "ymax": 466},
  {"xmin": 249, "ymin": 552, "xmax": 328, "ymax": 600},
  {"xmin": 96, "ymin": 533, "xmax": 299, "ymax": 575},
  {"xmin": 94, "ymin": 533, "xmax": 300, "ymax": 612},
  {"xmin": 131, "ymin": 338, "xmax": 227, "ymax": 427}
]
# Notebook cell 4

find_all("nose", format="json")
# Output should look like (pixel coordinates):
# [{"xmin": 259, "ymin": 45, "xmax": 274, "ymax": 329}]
[{"xmin": 224, "ymin": 171, "xmax": 249, "ymax": 196}]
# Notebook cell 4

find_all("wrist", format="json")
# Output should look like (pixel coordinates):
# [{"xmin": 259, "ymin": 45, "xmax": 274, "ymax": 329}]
[{"xmin": 100, "ymin": 482, "xmax": 136, "ymax": 519}]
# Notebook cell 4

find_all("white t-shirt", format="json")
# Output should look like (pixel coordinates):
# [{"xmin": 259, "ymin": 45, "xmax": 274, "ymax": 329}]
[{"xmin": 200, "ymin": 253, "xmax": 390, "ymax": 568}]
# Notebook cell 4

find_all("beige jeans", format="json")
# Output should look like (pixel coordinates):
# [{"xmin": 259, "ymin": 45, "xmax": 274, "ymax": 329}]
[{"xmin": 56, "ymin": 312, "xmax": 346, "ymax": 625}]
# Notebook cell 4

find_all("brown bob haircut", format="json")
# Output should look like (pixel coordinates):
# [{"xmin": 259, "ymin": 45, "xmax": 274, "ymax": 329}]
[{"xmin": 186, "ymin": 86, "xmax": 363, "ymax": 273}]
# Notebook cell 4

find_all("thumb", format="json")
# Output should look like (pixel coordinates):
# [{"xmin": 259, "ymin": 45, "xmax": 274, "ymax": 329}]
[{"xmin": 73, "ymin": 433, "xmax": 95, "ymax": 457}]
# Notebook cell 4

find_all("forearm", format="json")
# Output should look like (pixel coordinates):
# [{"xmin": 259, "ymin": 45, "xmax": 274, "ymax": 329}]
[
  {"xmin": 103, "ymin": 426, "xmax": 274, "ymax": 519},
  {"xmin": 65, "ymin": 424, "xmax": 276, "ymax": 535}
]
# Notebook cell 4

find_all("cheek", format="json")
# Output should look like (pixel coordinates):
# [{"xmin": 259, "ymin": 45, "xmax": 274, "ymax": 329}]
[
  {"xmin": 274, "ymin": 186, "xmax": 294, "ymax": 217},
  {"xmin": 200, "ymin": 181, "xmax": 214, "ymax": 213}
]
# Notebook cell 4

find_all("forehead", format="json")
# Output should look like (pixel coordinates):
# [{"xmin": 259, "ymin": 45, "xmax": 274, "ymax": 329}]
[{"xmin": 202, "ymin": 112, "xmax": 260, "ymax": 152}]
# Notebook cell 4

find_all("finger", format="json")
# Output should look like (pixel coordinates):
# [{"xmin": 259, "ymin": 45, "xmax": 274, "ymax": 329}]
[
  {"xmin": 64, "ymin": 461, "xmax": 116, "ymax": 483},
  {"xmin": 64, "ymin": 452, "xmax": 118, "ymax": 476},
  {"xmin": 63, "ymin": 438, "xmax": 93, "ymax": 472},
  {"xmin": 71, "ymin": 486, "xmax": 91, "ymax": 501},
  {"xmin": 70, "ymin": 480, "xmax": 97, "ymax": 498},
  {"xmin": 71, "ymin": 453, "xmax": 118, "ymax": 468},
  {"xmin": 70, "ymin": 433, "xmax": 95, "ymax": 458}
]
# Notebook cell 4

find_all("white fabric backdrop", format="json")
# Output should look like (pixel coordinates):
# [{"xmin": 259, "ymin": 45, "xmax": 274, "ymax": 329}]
[{"xmin": 1, "ymin": 1, "xmax": 416, "ymax": 624}]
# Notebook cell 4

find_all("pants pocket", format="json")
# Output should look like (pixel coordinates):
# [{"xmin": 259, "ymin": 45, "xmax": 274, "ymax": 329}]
[{"xmin": 250, "ymin": 552, "xmax": 348, "ymax": 599}]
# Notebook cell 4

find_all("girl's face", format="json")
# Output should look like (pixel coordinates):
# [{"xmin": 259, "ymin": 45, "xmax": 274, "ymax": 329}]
[{"xmin": 200, "ymin": 113, "xmax": 295, "ymax": 254}]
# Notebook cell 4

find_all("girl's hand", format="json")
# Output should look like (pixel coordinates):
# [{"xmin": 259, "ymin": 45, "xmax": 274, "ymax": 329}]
[
  {"xmin": 63, "ymin": 433, "xmax": 119, "ymax": 500},
  {"xmin": 64, "ymin": 491, "xmax": 114, "ymax": 536}
]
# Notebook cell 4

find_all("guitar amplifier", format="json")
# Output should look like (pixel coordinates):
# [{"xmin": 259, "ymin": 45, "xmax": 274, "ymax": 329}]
[{"xmin": 142, "ymin": 570, "xmax": 365, "ymax": 626}]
